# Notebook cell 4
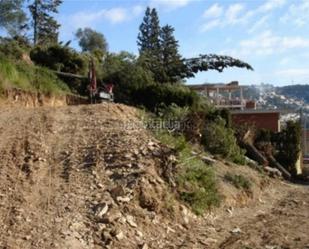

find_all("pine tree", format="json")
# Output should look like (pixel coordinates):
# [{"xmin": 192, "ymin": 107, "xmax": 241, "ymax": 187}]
[
  {"xmin": 137, "ymin": 7, "xmax": 253, "ymax": 83},
  {"xmin": 29, "ymin": 0, "xmax": 62, "ymax": 45},
  {"xmin": 137, "ymin": 7, "xmax": 161, "ymax": 55},
  {"xmin": 149, "ymin": 8, "xmax": 160, "ymax": 52},
  {"xmin": 160, "ymin": 25, "xmax": 186, "ymax": 83},
  {"xmin": 137, "ymin": 7, "xmax": 151, "ymax": 53},
  {"xmin": 137, "ymin": 7, "xmax": 163, "ymax": 83}
]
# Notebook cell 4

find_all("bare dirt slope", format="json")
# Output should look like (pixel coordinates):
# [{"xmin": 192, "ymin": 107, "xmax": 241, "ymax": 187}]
[{"xmin": 0, "ymin": 103, "xmax": 308, "ymax": 249}]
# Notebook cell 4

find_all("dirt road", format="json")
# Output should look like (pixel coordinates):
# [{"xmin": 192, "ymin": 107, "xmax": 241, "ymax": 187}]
[
  {"xmin": 0, "ymin": 104, "xmax": 308, "ymax": 249},
  {"xmin": 216, "ymin": 185, "xmax": 309, "ymax": 249}
]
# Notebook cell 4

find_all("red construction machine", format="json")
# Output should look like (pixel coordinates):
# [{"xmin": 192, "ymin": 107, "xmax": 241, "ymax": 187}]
[{"xmin": 88, "ymin": 60, "xmax": 114, "ymax": 103}]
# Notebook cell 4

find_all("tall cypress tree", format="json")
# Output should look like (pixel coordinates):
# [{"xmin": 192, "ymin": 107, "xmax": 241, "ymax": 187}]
[
  {"xmin": 149, "ymin": 8, "xmax": 160, "ymax": 52},
  {"xmin": 160, "ymin": 25, "xmax": 186, "ymax": 83},
  {"xmin": 137, "ymin": 7, "xmax": 163, "ymax": 83},
  {"xmin": 137, "ymin": 7, "xmax": 151, "ymax": 53},
  {"xmin": 29, "ymin": 0, "xmax": 62, "ymax": 45},
  {"xmin": 137, "ymin": 7, "xmax": 160, "ymax": 54}
]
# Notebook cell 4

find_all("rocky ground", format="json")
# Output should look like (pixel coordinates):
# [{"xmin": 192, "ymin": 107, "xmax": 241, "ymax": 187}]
[{"xmin": 0, "ymin": 103, "xmax": 308, "ymax": 249}]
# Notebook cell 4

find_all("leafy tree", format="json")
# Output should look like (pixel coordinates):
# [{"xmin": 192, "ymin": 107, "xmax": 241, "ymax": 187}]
[
  {"xmin": 101, "ymin": 51, "xmax": 154, "ymax": 103},
  {"xmin": 75, "ymin": 27, "xmax": 108, "ymax": 56},
  {"xmin": 28, "ymin": 0, "xmax": 62, "ymax": 45},
  {"xmin": 0, "ymin": 0, "xmax": 27, "ymax": 36},
  {"xmin": 160, "ymin": 24, "xmax": 186, "ymax": 83}
]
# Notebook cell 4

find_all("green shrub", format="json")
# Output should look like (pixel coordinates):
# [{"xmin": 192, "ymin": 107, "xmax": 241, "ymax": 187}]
[
  {"xmin": 273, "ymin": 121, "xmax": 301, "ymax": 176},
  {"xmin": 224, "ymin": 173, "xmax": 252, "ymax": 191},
  {"xmin": 30, "ymin": 45, "xmax": 86, "ymax": 74},
  {"xmin": 30, "ymin": 45, "xmax": 88, "ymax": 94},
  {"xmin": 153, "ymin": 131, "xmax": 221, "ymax": 215},
  {"xmin": 133, "ymin": 83, "xmax": 199, "ymax": 111},
  {"xmin": 155, "ymin": 104, "xmax": 190, "ymax": 134},
  {"xmin": 206, "ymin": 108, "xmax": 232, "ymax": 128},
  {"xmin": 0, "ymin": 37, "xmax": 30, "ymax": 60},
  {"xmin": 157, "ymin": 103, "xmax": 190, "ymax": 121},
  {"xmin": 154, "ymin": 132, "xmax": 187, "ymax": 152},
  {"xmin": 202, "ymin": 119, "xmax": 246, "ymax": 164},
  {"xmin": 178, "ymin": 164, "xmax": 221, "ymax": 215}
]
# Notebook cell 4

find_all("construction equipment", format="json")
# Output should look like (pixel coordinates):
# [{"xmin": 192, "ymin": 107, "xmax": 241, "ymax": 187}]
[{"xmin": 88, "ymin": 59, "xmax": 114, "ymax": 103}]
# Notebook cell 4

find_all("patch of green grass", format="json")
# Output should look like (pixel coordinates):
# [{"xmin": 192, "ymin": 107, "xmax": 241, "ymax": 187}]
[
  {"xmin": 0, "ymin": 58, "xmax": 70, "ymax": 95},
  {"xmin": 224, "ymin": 172, "xmax": 252, "ymax": 191},
  {"xmin": 154, "ymin": 131, "xmax": 221, "ymax": 215},
  {"xmin": 0, "ymin": 58, "xmax": 32, "ymax": 91}
]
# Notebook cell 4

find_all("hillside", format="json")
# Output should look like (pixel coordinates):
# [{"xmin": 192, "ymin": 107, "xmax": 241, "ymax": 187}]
[
  {"xmin": 0, "ymin": 103, "xmax": 308, "ymax": 249},
  {"xmin": 241, "ymin": 84, "xmax": 309, "ymax": 123},
  {"xmin": 278, "ymin": 85, "xmax": 309, "ymax": 103},
  {"xmin": 0, "ymin": 57, "xmax": 70, "ymax": 95}
]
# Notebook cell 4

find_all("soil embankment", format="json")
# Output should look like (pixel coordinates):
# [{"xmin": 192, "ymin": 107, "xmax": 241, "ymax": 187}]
[
  {"xmin": 0, "ymin": 103, "xmax": 308, "ymax": 249},
  {"xmin": 0, "ymin": 88, "xmax": 87, "ymax": 108}
]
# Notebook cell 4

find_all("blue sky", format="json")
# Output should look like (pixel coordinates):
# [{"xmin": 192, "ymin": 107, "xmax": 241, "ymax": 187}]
[{"xmin": 24, "ymin": 1, "xmax": 309, "ymax": 85}]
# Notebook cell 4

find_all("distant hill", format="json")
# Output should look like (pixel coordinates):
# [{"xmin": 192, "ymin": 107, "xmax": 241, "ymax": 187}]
[
  {"xmin": 277, "ymin": 85, "xmax": 309, "ymax": 103},
  {"xmin": 240, "ymin": 84, "xmax": 309, "ymax": 112}
]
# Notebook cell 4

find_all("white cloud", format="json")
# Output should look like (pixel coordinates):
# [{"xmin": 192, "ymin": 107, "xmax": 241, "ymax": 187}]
[
  {"xmin": 200, "ymin": 19, "xmax": 221, "ymax": 32},
  {"xmin": 200, "ymin": 3, "xmax": 247, "ymax": 32},
  {"xmin": 203, "ymin": 4, "xmax": 223, "ymax": 19},
  {"xmin": 275, "ymin": 68, "xmax": 309, "ymax": 78},
  {"xmin": 258, "ymin": 0, "xmax": 286, "ymax": 12},
  {"xmin": 150, "ymin": 0, "xmax": 193, "ymax": 10},
  {"xmin": 102, "ymin": 8, "xmax": 128, "ymax": 24},
  {"xmin": 63, "ymin": 6, "xmax": 142, "ymax": 30},
  {"xmin": 281, "ymin": 36, "xmax": 309, "ymax": 49},
  {"xmin": 220, "ymin": 30, "xmax": 309, "ymax": 59},
  {"xmin": 200, "ymin": 0, "xmax": 286, "ymax": 32},
  {"xmin": 236, "ymin": 30, "xmax": 309, "ymax": 56},
  {"xmin": 226, "ymin": 3, "xmax": 245, "ymax": 24},
  {"xmin": 281, "ymin": 0, "xmax": 309, "ymax": 27},
  {"xmin": 59, "ymin": 5, "xmax": 143, "ymax": 42},
  {"xmin": 248, "ymin": 15, "xmax": 269, "ymax": 34}
]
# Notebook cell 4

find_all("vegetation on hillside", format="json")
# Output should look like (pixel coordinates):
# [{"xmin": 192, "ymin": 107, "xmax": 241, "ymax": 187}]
[
  {"xmin": 152, "ymin": 131, "xmax": 221, "ymax": 215},
  {"xmin": 0, "ymin": 57, "xmax": 69, "ymax": 94},
  {"xmin": 278, "ymin": 84, "xmax": 309, "ymax": 103},
  {"xmin": 253, "ymin": 121, "xmax": 302, "ymax": 177},
  {"xmin": 224, "ymin": 172, "xmax": 252, "ymax": 192}
]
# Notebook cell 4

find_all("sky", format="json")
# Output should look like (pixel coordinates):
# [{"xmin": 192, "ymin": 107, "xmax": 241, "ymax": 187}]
[{"xmin": 24, "ymin": 0, "xmax": 309, "ymax": 85}]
